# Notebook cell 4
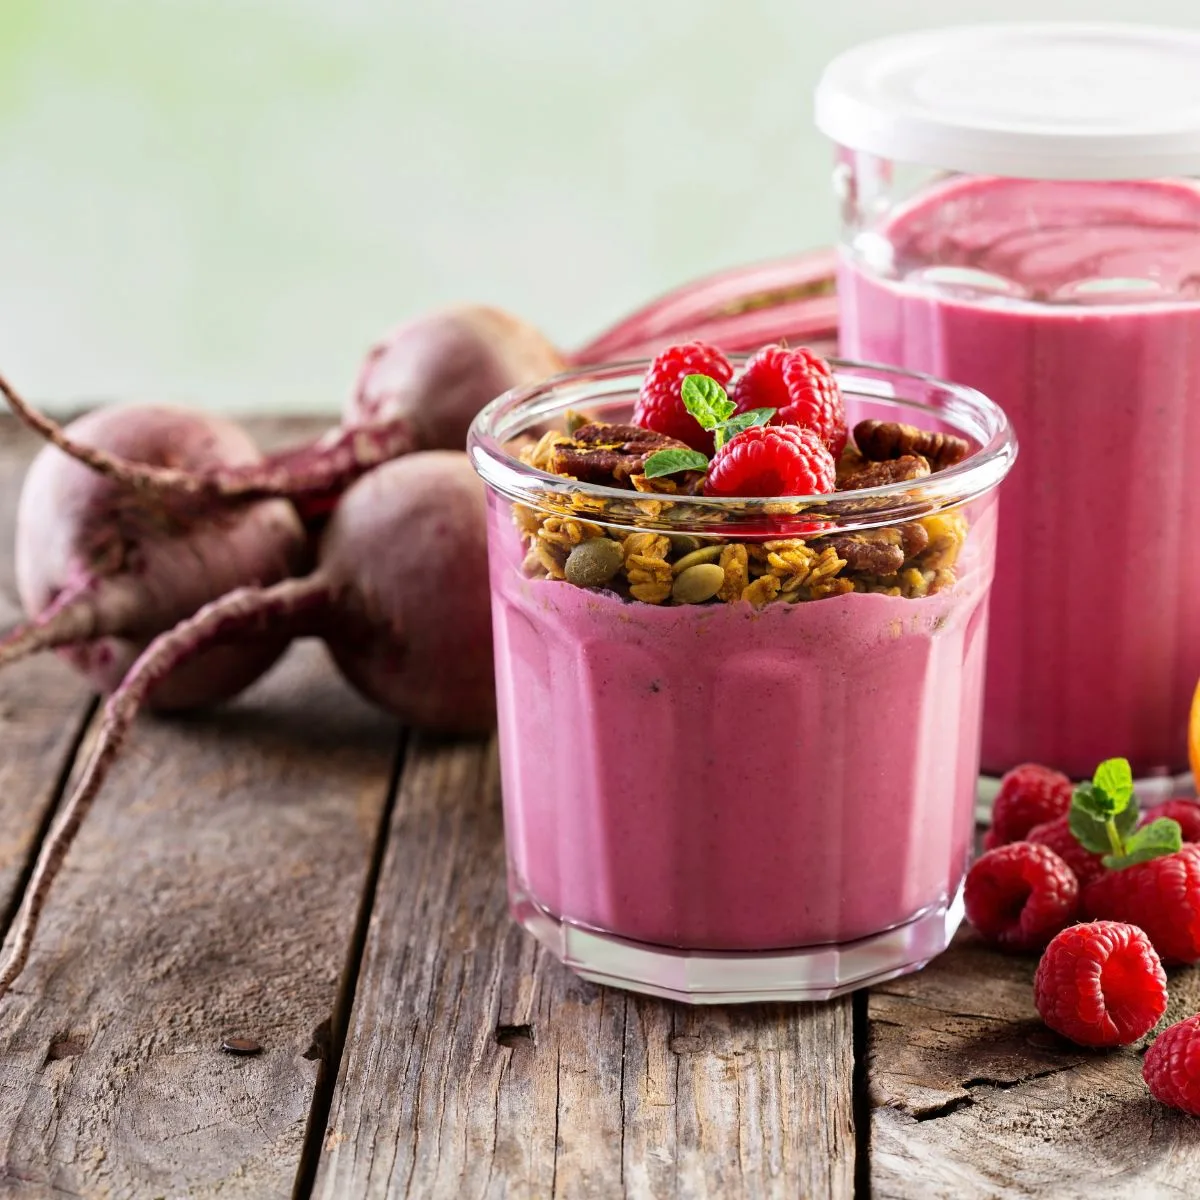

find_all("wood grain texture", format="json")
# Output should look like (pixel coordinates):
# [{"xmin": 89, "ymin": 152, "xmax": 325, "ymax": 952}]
[
  {"xmin": 313, "ymin": 736, "xmax": 856, "ymax": 1200},
  {"xmin": 869, "ymin": 928, "xmax": 1200, "ymax": 1200},
  {"xmin": 0, "ymin": 418, "xmax": 96, "ymax": 930},
  {"xmin": 0, "ymin": 643, "xmax": 399, "ymax": 1198}
]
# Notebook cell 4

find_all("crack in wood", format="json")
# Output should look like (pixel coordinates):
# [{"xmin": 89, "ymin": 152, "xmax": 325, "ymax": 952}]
[
  {"xmin": 493, "ymin": 1023, "xmax": 534, "ymax": 1049},
  {"xmin": 913, "ymin": 1094, "xmax": 975, "ymax": 1123},
  {"xmin": 43, "ymin": 1034, "xmax": 87, "ymax": 1065},
  {"xmin": 291, "ymin": 727, "xmax": 408, "ymax": 1200},
  {"xmin": 853, "ymin": 989, "xmax": 872, "ymax": 1199}
]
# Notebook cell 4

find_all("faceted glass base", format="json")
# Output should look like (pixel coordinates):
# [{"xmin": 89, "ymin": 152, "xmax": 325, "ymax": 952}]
[{"xmin": 510, "ymin": 879, "xmax": 965, "ymax": 1004}]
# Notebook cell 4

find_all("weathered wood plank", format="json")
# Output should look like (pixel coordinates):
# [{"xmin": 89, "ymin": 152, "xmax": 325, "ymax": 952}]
[
  {"xmin": 869, "ymin": 928, "xmax": 1200, "ymax": 1200},
  {"xmin": 313, "ymin": 737, "xmax": 856, "ymax": 1200},
  {"xmin": 0, "ymin": 643, "xmax": 399, "ymax": 1198},
  {"xmin": 0, "ymin": 417, "xmax": 96, "ymax": 929}
]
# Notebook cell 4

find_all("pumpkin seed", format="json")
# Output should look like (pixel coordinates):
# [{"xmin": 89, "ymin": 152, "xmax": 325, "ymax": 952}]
[
  {"xmin": 564, "ymin": 537, "xmax": 624, "ymax": 587},
  {"xmin": 672, "ymin": 545, "xmax": 724, "ymax": 574},
  {"xmin": 672, "ymin": 563, "xmax": 725, "ymax": 604}
]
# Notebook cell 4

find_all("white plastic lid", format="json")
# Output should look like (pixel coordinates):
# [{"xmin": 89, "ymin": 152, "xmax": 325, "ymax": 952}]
[{"xmin": 814, "ymin": 23, "xmax": 1200, "ymax": 180}]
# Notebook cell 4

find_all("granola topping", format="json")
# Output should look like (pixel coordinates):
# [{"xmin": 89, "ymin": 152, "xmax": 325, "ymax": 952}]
[{"xmin": 515, "ymin": 412, "xmax": 972, "ymax": 607}]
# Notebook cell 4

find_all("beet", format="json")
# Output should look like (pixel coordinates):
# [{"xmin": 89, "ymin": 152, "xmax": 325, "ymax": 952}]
[
  {"xmin": 570, "ymin": 248, "xmax": 839, "ymax": 364},
  {"xmin": 0, "ymin": 306, "xmax": 563, "ymax": 518},
  {"xmin": 1, "ymin": 404, "xmax": 308, "ymax": 709},
  {"xmin": 0, "ymin": 451, "xmax": 492, "ymax": 998}
]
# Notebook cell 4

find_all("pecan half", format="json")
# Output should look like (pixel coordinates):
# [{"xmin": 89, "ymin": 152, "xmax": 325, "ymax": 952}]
[
  {"xmin": 854, "ymin": 420, "xmax": 970, "ymax": 471},
  {"xmin": 839, "ymin": 454, "xmax": 932, "ymax": 491},
  {"xmin": 551, "ymin": 422, "xmax": 694, "ymax": 487},
  {"xmin": 898, "ymin": 521, "xmax": 930, "ymax": 560},
  {"xmin": 818, "ymin": 529, "xmax": 906, "ymax": 575}
]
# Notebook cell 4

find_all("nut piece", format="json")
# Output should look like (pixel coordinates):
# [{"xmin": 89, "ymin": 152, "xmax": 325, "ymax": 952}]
[
  {"xmin": 551, "ymin": 422, "xmax": 695, "ymax": 488},
  {"xmin": 821, "ymin": 530, "xmax": 906, "ymax": 575},
  {"xmin": 839, "ymin": 454, "xmax": 931, "ymax": 491},
  {"xmin": 898, "ymin": 522, "xmax": 930, "ymax": 560},
  {"xmin": 854, "ymin": 420, "xmax": 970, "ymax": 471},
  {"xmin": 565, "ymin": 537, "xmax": 624, "ymax": 587},
  {"xmin": 672, "ymin": 563, "xmax": 725, "ymax": 604}
]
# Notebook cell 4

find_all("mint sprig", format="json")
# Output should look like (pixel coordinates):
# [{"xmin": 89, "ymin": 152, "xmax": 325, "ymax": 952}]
[
  {"xmin": 681, "ymin": 374, "xmax": 736, "ymax": 434},
  {"xmin": 643, "ymin": 448, "xmax": 710, "ymax": 479},
  {"xmin": 642, "ymin": 374, "xmax": 776, "ymax": 479},
  {"xmin": 1068, "ymin": 756, "xmax": 1182, "ymax": 870}
]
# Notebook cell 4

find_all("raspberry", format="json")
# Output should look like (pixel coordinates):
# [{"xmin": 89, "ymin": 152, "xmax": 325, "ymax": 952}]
[
  {"xmin": 632, "ymin": 341, "xmax": 733, "ymax": 453},
  {"xmin": 1142, "ymin": 799, "xmax": 1200, "ymax": 843},
  {"xmin": 984, "ymin": 763, "xmax": 1074, "ymax": 850},
  {"xmin": 963, "ymin": 842, "xmax": 1079, "ymax": 952},
  {"xmin": 731, "ymin": 345, "xmax": 848, "ymax": 457},
  {"xmin": 703, "ymin": 425, "xmax": 836, "ymax": 499},
  {"xmin": 1034, "ymin": 921, "xmax": 1167, "ymax": 1047},
  {"xmin": 1082, "ymin": 843, "xmax": 1200, "ymax": 965},
  {"xmin": 1027, "ymin": 815, "xmax": 1107, "ymax": 887},
  {"xmin": 1144, "ymin": 1015, "xmax": 1200, "ymax": 1115}
]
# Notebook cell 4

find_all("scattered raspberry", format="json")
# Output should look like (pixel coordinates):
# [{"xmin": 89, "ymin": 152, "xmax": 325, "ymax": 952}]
[
  {"xmin": 1027, "ymin": 815, "xmax": 1107, "ymax": 887},
  {"xmin": 963, "ymin": 842, "xmax": 1079, "ymax": 952},
  {"xmin": 731, "ymin": 345, "xmax": 848, "ymax": 457},
  {"xmin": 1142, "ymin": 799, "xmax": 1200, "ymax": 844},
  {"xmin": 632, "ymin": 341, "xmax": 733, "ymax": 453},
  {"xmin": 1034, "ymin": 921, "xmax": 1167, "ymax": 1047},
  {"xmin": 1082, "ymin": 843, "xmax": 1200, "ymax": 965},
  {"xmin": 1144, "ymin": 1014, "xmax": 1200, "ymax": 1115},
  {"xmin": 985, "ymin": 763, "xmax": 1074, "ymax": 850},
  {"xmin": 704, "ymin": 425, "xmax": 836, "ymax": 499}
]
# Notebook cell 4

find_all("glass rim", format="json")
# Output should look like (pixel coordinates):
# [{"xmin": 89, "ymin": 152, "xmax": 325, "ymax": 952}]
[{"xmin": 467, "ymin": 354, "xmax": 1018, "ymax": 535}]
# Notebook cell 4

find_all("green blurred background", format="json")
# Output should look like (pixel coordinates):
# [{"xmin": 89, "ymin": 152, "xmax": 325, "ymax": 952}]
[{"xmin": 2, "ymin": 0, "xmax": 1197, "ymax": 411}]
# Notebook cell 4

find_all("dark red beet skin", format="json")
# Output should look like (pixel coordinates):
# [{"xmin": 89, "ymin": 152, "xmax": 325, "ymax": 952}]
[
  {"xmin": 11, "ymin": 404, "xmax": 307, "ymax": 709},
  {"xmin": 319, "ymin": 450, "xmax": 494, "ymax": 732}
]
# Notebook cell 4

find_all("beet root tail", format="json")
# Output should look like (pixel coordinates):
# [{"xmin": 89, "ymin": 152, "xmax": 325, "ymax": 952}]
[
  {"xmin": 0, "ymin": 589, "xmax": 100, "ymax": 669},
  {"xmin": 0, "ymin": 574, "xmax": 332, "ymax": 1001},
  {"xmin": 0, "ymin": 372, "xmax": 416, "ymax": 507}
]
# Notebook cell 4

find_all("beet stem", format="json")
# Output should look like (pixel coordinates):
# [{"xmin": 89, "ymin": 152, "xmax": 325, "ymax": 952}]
[
  {"xmin": 0, "ymin": 587, "xmax": 99, "ymax": 668},
  {"xmin": 0, "ymin": 373, "xmax": 417, "ymax": 504},
  {"xmin": 0, "ymin": 574, "xmax": 333, "ymax": 1001}
]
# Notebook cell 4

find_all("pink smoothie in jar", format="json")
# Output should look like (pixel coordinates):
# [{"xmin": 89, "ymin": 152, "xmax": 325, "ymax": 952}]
[
  {"xmin": 469, "ymin": 358, "xmax": 1014, "ymax": 1003},
  {"xmin": 817, "ymin": 23, "xmax": 1200, "ymax": 779}
]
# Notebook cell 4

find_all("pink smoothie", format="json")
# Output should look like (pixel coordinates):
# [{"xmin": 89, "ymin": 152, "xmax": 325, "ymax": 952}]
[
  {"xmin": 840, "ymin": 176, "xmax": 1200, "ymax": 778},
  {"xmin": 488, "ymin": 500, "xmax": 995, "ymax": 952}
]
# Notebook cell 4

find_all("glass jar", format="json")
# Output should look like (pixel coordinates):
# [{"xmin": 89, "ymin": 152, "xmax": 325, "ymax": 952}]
[
  {"xmin": 468, "ymin": 358, "xmax": 1015, "ymax": 1003},
  {"xmin": 816, "ymin": 23, "xmax": 1200, "ymax": 780}
]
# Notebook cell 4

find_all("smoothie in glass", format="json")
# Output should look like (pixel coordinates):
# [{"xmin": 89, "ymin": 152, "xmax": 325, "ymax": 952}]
[
  {"xmin": 469, "ymin": 354, "xmax": 1015, "ymax": 1002},
  {"xmin": 815, "ymin": 22, "xmax": 1200, "ymax": 779},
  {"xmin": 840, "ymin": 176, "xmax": 1200, "ymax": 778}
]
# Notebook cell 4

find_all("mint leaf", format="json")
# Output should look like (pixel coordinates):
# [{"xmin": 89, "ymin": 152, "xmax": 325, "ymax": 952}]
[
  {"xmin": 1103, "ymin": 817, "xmax": 1182, "ymax": 871},
  {"xmin": 681, "ymin": 374, "xmax": 735, "ymax": 431},
  {"xmin": 642, "ymin": 448, "xmax": 710, "ymax": 479},
  {"xmin": 1072, "ymin": 780, "xmax": 1117, "ymax": 822},
  {"xmin": 1069, "ymin": 802, "xmax": 1114, "ymax": 855},
  {"xmin": 1093, "ymin": 758, "xmax": 1134, "ymax": 811},
  {"xmin": 717, "ymin": 407, "xmax": 775, "ymax": 449},
  {"xmin": 1114, "ymin": 799, "xmax": 1140, "ymax": 841}
]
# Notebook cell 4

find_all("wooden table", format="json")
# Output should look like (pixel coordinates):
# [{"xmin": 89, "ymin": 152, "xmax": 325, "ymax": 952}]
[{"xmin": 0, "ymin": 416, "xmax": 1197, "ymax": 1199}]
